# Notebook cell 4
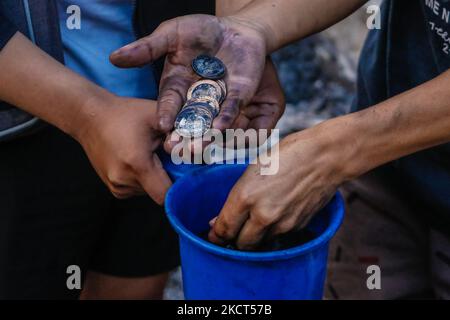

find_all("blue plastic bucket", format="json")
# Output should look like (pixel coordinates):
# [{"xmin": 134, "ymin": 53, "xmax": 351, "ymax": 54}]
[{"xmin": 164, "ymin": 162, "xmax": 345, "ymax": 300}]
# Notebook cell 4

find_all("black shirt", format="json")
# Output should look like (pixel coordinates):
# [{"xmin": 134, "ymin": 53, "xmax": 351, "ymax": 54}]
[{"xmin": 355, "ymin": 0, "xmax": 450, "ymax": 232}]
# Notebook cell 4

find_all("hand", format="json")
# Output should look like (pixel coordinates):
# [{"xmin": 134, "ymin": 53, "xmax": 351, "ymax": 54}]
[
  {"xmin": 229, "ymin": 58, "xmax": 285, "ymax": 131},
  {"xmin": 163, "ymin": 58, "xmax": 285, "ymax": 153},
  {"xmin": 208, "ymin": 121, "xmax": 351, "ymax": 250},
  {"xmin": 110, "ymin": 15, "xmax": 270, "ymax": 133},
  {"xmin": 76, "ymin": 96, "xmax": 172, "ymax": 204}
]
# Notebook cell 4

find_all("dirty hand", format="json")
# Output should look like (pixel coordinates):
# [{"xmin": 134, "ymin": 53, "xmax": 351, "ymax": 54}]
[
  {"xmin": 110, "ymin": 14, "xmax": 273, "ymax": 133},
  {"xmin": 208, "ymin": 121, "xmax": 351, "ymax": 250},
  {"xmin": 228, "ymin": 58, "xmax": 285, "ymax": 131},
  {"xmin": 76, "ymin": 96, "xmax": 171, "ymax": 204},
  {"xmin": 163, "ymin": 58, "xmax": 285, "ymax": 152}
]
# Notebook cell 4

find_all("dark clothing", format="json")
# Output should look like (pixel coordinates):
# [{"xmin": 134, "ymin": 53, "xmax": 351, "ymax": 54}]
[
  {"xmin": 0, "ymin": 0, "xmax": 214, "ymax": 299},
  {"xmin": 0, "ymin": 11, "xmax": 16, "ymax": 50},
  {"xmin": 356, "ymin": 0, "xmax": 450, "ymax": 233},
  {"xmin": 0, "ymin": 126, "xmax": 179, "ymax": 299}
]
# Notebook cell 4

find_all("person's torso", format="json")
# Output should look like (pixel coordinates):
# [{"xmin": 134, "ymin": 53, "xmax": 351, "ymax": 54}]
[
  {"xmin": 56, "ymin": 0, "xmax": 157, "ymax": 99},
  {"xmin": 356, "ymin": 0, "xmax": 450, "ymax": 231}
]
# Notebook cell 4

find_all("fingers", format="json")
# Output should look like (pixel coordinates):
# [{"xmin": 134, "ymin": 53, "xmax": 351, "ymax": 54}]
[
  {"xmin": 208, "ymin": 185, "xmax": 250, "ymax": 246},
  {"xmin": 110, "ymin": 185, "xmax": 145, "ymax": 200},
  {"xmin": 245, "ymin": 104, "xmax": 280, "ymax": 130},
  {"xmin": 248, "ymin": 116, "xmax": 276, "ymax": 131},
  {"xmin": 268, "ymin": 212, "xmax": 301, "ymax": 238},
  {"xmin": 164, "ymin": 131, "xmax": 182, "ymax": 154},
  {"xmin": 213, "ymin": 71, "xmax": 266, "ymax": 131},
  {"xmin": 213, "ymin": 93, "xmax": 242, "ymax": 131},
  {"xmin": 103, "ymin": 166, "xmax": 145, "ymax": 199},
  {"xmin": 209, "ymin": 217, "xmax": 218, "ymax": 227},
  {"xmin": 164, "ymin": 130, "xmax": 217, "ymax": 161},
  {"xmin": 231, "ymin": 114, "xmax": 250, "ymax": 130},
  {"xmin": 213, "ymin": 76, "xmax": 256, "ymax": 131},
  {"xmin": 235, "ymin": 216, "xmax": 269, "ymax": 251},
  {"xmin": 137, "ymin": 153, "xmax": 173, "ymax": 205},
  {"xmin": 110, "ymin": 19, "xmax": 177, "ymax": 68},
  {"xmin": 245, "ymin": 60, "xmax": 285, "ymax": 130},
  {"xmin": 157, "ymin": 66, "xmax": 195, "ymax": 132}
]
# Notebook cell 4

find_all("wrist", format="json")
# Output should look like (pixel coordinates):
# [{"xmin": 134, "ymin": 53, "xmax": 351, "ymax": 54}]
[
  {"xmin": 68, "ymin": 89, "xmax": 117, "ymax": 143},
  {"xmin": 223, "ymin": 14, "xmax": 275, "ymax": 54},
  {"xmin": 289, "ymin": 115, "xmax": 367, "ymax": 185},
  {"xmin": 318, "ymin": 115, "xmax": 373, "ymax": 182}
]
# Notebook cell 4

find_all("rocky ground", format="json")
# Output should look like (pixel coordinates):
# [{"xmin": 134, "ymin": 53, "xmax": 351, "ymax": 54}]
[{"xmin": 163, "ymin": 1, "xmax": 381, "ymax": 300}]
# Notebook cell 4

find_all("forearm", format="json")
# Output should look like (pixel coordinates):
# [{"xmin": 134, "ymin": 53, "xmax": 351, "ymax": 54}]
[
  {"xmin": 232, "ymin": 0, "xmax": 366, "ymax": 52},
  {"xmin": 216, "ymin": 0, "xmax": 253, "ymax": 16},
  {"xmin": 0, "ymin": 32, "xmax": 116, "ymax": 139},
  {"xmin": 318, "ymin": 70, "xmax": 450, "ymax": 181}
]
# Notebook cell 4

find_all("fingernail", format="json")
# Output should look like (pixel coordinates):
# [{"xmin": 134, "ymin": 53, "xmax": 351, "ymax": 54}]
[
  {"xmin": 159, "ymin": 118, "xmax": 172, "ymax": 132},
  {"xmin": 209, "ymin": 217, "xmax": 218, "ymax": 227},
  {"xmin": 207, "ymin": 230, "xmax": 225, "ymax": 245}
]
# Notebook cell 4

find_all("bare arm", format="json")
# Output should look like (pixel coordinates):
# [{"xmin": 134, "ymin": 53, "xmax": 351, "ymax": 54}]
[
  {"xmin": 232, "ymin": 0, "xmax": 367, "ymax": 52},
  {"xmin": 0, "ymin": 33, "xmax": 171, "ymax": 203},
  {"xmin": 111, "ymin": 0, "xmax": 364, "ymax": 131},
  {"xmin": 210, "ymin": 69, "xmax": 450, "ymax": 250},
  {"xmin": 216, "ymin": 0, "xmax": 253, "ymax": 16},
  {"xmin": 0, "ymin": 32, "xmax": 114, "ymax": 139},
  {"xmin": 339, "ymin": 70, "xmax": 450, "ymax": 178}
]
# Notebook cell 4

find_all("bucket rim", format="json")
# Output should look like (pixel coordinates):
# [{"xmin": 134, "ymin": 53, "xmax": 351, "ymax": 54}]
[{"xmin": 165, "ymin": 164, "xmax": 345, "ymax": 262}]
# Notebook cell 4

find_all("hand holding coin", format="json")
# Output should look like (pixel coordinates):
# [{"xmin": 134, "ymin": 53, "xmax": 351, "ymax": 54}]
[
  {"xmin": 110, "ymin": 15, "xmax": 268, "ymax": 133},
  {"xmin": 174, "ymin": 55, "xmax": 227, "ymax": 138},
  {"xmin": 191, "ymin": 55, "xmax": 227, "ymax": 80}
]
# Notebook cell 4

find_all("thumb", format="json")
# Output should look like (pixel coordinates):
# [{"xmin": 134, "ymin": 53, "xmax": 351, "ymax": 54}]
[
  {"xmin": 138, "ymin": 153, "xmax": 173, "ymax": 205},
  {"xmin": 110, "ymin": 20, "xmax": 177, "ymax": 68}
]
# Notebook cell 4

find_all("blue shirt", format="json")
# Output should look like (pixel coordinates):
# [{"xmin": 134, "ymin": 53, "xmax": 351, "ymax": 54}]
[
  {"xmin": 57, "ymin": 0, "xmax": 158, "ymax": 99},
  {"xmin": 356, "ymin": 0, "xmax": 450, "ymax": 232}
]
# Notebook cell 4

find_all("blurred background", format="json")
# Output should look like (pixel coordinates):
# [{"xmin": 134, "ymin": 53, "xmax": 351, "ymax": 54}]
[{"xmin": 164, "ymin": 0, "xmax": 382, "ymax": 299}]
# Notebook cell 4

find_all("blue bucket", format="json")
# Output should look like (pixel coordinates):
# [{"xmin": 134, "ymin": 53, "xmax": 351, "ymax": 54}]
[{"xmin": 163, "ymin": 160, "xmax": 344, "ymax": 300}]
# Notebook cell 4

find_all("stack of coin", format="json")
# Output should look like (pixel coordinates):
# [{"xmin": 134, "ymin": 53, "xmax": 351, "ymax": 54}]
[{"xmin": 175, "ymin": 55, "xmax": 227, "ymax": 138}]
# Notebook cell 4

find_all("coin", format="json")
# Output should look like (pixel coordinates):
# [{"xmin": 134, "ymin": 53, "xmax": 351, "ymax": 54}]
[
  {"xmin": 185, "ymin": 97, "xmax": 220, "ymax": 116},
  {"xmin": 175, "ymin": 104, "xmax": 214, "ymax": 138},
  {"xmin": 216, "ymin": 79, "xmax": 227, "ymax": 99},
  {"xmin": 187, "ymin": 80, "xmax": 225, "ymax": 104},
  {"xmin": 192, "ymin": 55, "xmax": 226, "ymax": 80}
]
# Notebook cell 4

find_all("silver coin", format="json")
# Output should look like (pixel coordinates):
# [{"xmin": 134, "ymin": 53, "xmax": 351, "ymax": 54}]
[
  {"xmin": 192, "ymin": 55, "xmax": 226, "ymax": 80},
  {"xmin": 184, "ymin": 97, "xmax": 220, "ymax": 116},
  {"xmin": 216, "ymin": 79, "xmax": 227, "ymax": 99},
  {"xmin": 175, "ymin": 104, "xmax": 214, "ymax": 138},
  {"xmin": 187, "ymin": 80, "xmax": 225, "ymax": 104}
]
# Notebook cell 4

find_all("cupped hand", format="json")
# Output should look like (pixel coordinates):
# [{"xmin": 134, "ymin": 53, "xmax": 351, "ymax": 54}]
[
  {"xmin": 163, "ymin": 57, "xmax": 285, "ymax": 153},
  {"xmin": 228, "ymin": 58, "xmax": 285, "ymax": 131},
  {"xmin": 76, "ymin": 96, "xmax": 172, "ymax": 204},
  {"xmin": 110, "ymin": 14, "xmax": 270, "ymax": 133}
]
